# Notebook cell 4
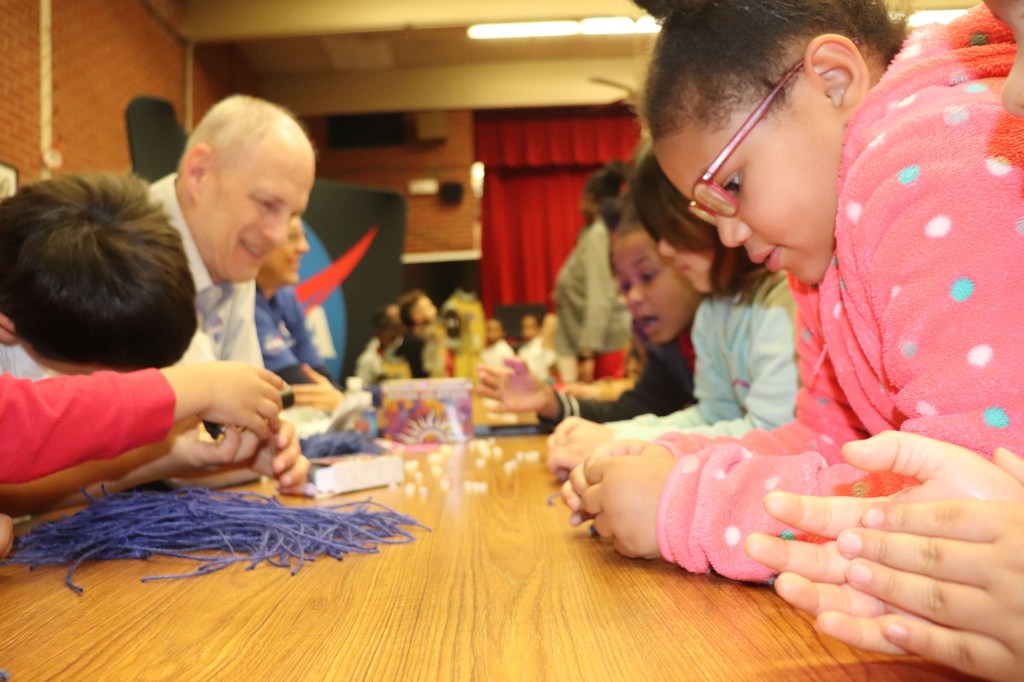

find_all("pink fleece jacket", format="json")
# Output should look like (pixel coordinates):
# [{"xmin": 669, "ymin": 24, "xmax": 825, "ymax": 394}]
[{"xmin": 654, "ymin": 6, "xmax": 1024, "ymax": 582}]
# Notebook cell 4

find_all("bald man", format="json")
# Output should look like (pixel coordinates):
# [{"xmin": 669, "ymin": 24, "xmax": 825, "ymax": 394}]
[{"xmin": 150, "ymin": 94, "xmax": 317, "ymax": 366}]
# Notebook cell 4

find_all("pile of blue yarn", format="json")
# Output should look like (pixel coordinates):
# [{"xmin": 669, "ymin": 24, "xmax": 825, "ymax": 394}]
[
  {"xmin": 299, "ymin": 430, "xmax": 384, "ymax": 459},
  {"xmin": 2, "ymin": 487, "xmax": 427, "ymax": 593}
]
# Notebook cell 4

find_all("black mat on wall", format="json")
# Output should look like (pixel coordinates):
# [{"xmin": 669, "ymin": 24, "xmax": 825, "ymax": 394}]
[
  {"xmin": 125, "ymin": 96, "xmax": 186, "ymax": 182},
  {"xmin": 302, "ymin": 179, "xmax": 406, "ymax": 379}
]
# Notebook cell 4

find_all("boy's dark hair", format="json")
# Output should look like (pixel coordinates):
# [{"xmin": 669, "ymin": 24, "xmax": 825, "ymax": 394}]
[
  {"xmin": 0, "ymin": 173, "xmax": 197, "ymax": 369},
  {"xmin": 638, "ymin": 0, "xmax": 907, "ymax": 138},
  {"xmin": 627, "ymin": 143, "xmax": 772, "ymax": 302}
]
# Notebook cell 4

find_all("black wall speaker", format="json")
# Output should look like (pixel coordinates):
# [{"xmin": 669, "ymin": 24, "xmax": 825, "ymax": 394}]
[{"xmin": 439, "ymin": 181, "xmax": 464, "ymax": 205}]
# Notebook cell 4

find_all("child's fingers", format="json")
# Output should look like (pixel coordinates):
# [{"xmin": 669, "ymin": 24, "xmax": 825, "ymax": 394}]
[
  {"xmin": 502, "ymin": 356, "xmax": 527, "ymax": 374},
  {"xmin": 582, "ymin": 456, "xmax": 610, "ymax": 486},
  {"xmin": 232, "ymin": 398, "xmax": 274, "ymax": 439},
  {"xmin": 257, "ymin": 368, "xmax": 286, "ymax": 391},
  {"xmin": 276, "ymin": 454, "xmax": 311, "ymax": 492},
  {"xmin": 774, "ymin": 571, "xmax": 889, "ymax": 619},
  {"xmin": 762, "ymin": 490, "xmax": 872, "ymax": 539},
  {"xmin": 744, "ymin": 532, "xmax": 849, "ymax": 584},
  {"xmin": 197, "ymin": 428, "xmax": 247, "ymax": 468},
  {"xmin": 546, "ymin": 447, "xmax": 583, "ymax": 476},
  {"xmin": 814, "ymin": 612, "xmax": 907, "ymax": 656},
  {"xmin": 851, "ymin": 500, "xmax": 1009, "ymax": 549},
  {"xmin": 842, "ymin": 431, "xmax": 977, "ymax": 483},
  {"xmin": 844, "ymin": 558, "xmax": 996, "ymax": 634},
  {"xmin": 993, "ymin": 446, "xmax": 1024, "ymax": 485},
  {"xmin": 561, "ymin": 480, "xmax": 590, "ymax": 525},
  {"xmin": 880, "ymin": 614, "xmax": 1017, "ymax": 682},
  {"xmin": 579, "ymin": 484, "xmax": 604, "ymax": 519},
  {"xmin": 564, "ymin": 466, "xmax": 589, "ymax": 509},
  {"xmin": 557, "ymin": 418, "xmax": 585, "ymax": 440},
  {"xmin": 835, "ymin": 530, "xmax": 993, "ymax": 611}
]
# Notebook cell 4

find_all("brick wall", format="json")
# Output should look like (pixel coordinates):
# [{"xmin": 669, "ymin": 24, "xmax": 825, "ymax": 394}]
[
  {"xmin": 307, "ymin": 110, "xmax": 478, "ymax": 255},
  {"xmin": 52, "ymin": 0, "xmax": 184, "ymax": 174},
  {"xmin": 0, "ymin": 0, "xmax": 253, "ymax": 186},
  {"xmin": 193, "ymin": 43, "xmax": 264, "ymax": 126},
  {"xmin": 0, "ymin": 0, "xmax": 42, "ymax": 181},
  {"xmin": 0, "ymin": 0, "xmax": 469, "ymax": 256}
]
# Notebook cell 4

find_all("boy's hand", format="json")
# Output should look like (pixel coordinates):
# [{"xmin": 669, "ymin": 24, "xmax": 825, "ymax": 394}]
[
  {"xmin": 290, "ymin": 364, "xmax": 344, "ymax": 412},
  {"xmin": 249, "ymin": 421, "xmax": 310, "ymax": 494},
  {"xmin": 561, "ymin": 452, "xmax": 673, "ymax": 559},
  {"xmin": 170, "ymin": 423, "xmax": 261, "ymax": 471},
  {"xmin": 163, "ymin": 362, "xmax": 285, "ymax": 438}
]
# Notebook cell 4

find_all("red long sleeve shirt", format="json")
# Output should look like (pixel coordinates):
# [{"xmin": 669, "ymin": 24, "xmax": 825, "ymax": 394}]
[{"xmin": 0, "ymin": 369, "xmax": 175, "ymax": 484}]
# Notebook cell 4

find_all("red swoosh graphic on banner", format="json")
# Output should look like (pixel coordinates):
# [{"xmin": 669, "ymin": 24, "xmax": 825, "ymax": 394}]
[{"xmin": 295, "ymin": 226, "xmax": 378, "ymax": 312}]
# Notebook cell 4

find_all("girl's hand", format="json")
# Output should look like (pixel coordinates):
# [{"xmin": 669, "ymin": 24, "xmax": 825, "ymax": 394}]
[
  {"xmin": 163, "ymin": 362, "xmax": 284, "ymax": 438},
  {"xmin": 475, "ymin": 359, "xmax": 556, "ymax": 416},
  {"xmin": 562, "ymin": 452, "xmax": 674, "ymax": 559},
  {"xmin": 290, "ymin": 364, "xmax": 344, "ymax": 412},
  {"xmin": 816, "ymin": 495, "xmax": 1024, "ymax": 682},
  {"xmin": 546, "ymin": 418, "xmax": 615, "ymax": 476},
  {"xmin": 983, "ymin": 0, "xmax": 1024, "ymax": 115},
  {"xmin": 560, "ymin": 441, "xmax": 667, "ymax": 511},
  {"xmin": 744, "ymin": 431, "xmax": 1024, "ymax": 682}
]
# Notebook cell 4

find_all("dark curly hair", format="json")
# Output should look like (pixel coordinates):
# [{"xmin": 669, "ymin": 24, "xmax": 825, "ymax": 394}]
[{"xmin": 636, "ymin": 0, "xmax": 908, "ymax": 137}]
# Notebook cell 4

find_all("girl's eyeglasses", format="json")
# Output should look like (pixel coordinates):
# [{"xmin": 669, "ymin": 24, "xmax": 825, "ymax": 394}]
[{"xmin": 689, "ymin": 61, "xmax": 804, "ymax": 225}]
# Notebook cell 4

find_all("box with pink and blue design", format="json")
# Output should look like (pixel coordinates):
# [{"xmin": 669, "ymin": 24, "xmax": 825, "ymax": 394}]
[{"xmin": 379, "ymin": 378, "xmax": 474, "ymax": 445}]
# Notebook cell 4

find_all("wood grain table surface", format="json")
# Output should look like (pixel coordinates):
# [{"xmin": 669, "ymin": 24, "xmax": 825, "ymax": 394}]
[{"xmin": 0, "ymin": 434, "xmax": 966, "ymax": 681}]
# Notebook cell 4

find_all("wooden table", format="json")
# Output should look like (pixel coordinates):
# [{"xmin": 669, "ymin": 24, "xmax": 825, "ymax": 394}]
[{"xmin": 0, "ymin": 436, "xmax": 964, "ymax": 681}]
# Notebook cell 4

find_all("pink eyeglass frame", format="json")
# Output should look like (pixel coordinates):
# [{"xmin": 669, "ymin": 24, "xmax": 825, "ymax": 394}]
[{"xmin": 689, "ymin": 60, "xmax": 804, "ymax": 223}]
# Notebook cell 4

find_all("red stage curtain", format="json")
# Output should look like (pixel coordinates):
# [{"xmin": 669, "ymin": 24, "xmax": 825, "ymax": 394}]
[{"xmin": 475, "ymin": 106, "xmax": 641, "ymax": 315}]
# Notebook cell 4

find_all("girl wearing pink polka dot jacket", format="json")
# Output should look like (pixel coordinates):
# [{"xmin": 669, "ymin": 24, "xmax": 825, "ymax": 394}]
[{"xmin": 563, "ymin": 0, "xmax": 1024, "ymax": 590}]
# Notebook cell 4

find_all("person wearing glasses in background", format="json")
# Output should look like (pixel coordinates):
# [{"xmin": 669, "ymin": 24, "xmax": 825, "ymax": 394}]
[
  {"xmin": 563, "ymin": 2, "xmax": 1024, "ymax": 678},
  {"xmin": 255, "ymin": 217, "xmax": 344, "ymax": 412}
]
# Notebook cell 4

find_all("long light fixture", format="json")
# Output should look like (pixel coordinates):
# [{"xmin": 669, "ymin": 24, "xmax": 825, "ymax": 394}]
[
  {"xmin": 468, "ymin": 9, "xmax": 968, "ymax": 40},
  {"xmin": 467, "ymin": 16, "xmax": 659, "ymax": 40}
]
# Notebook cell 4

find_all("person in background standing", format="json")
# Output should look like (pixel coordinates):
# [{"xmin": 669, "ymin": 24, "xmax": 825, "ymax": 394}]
[{"xmin": 553, "ymin": 161, "xmax": 633, "ymax": 383}]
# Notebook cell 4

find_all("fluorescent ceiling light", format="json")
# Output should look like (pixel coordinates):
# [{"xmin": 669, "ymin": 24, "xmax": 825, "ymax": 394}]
[
  {"xmin": 468, "ymin": 21, "xmax": 579, "ymax": 39},
  {"xmin": 580, "ymin": 17, "xmax": 638, "ymax": 35},
  {"xmin": 468, "ymin": 16, "xmax": 659, "ymax": 40},
  {"xmin": 908, "ymin": 9, "xmax": 969, "ymax": 28},
  {"xmin": 634, "ymin": 15, "xmax": 660, "ymax": 34}
]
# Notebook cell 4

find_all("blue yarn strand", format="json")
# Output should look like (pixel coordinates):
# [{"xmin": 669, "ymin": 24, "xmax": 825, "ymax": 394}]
[{"xmin": 2, "ymin": 487, "xmax": 428, "ymax": 593}]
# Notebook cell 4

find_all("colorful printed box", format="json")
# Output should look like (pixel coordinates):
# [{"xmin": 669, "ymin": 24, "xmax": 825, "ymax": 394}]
[{"xmin": 379, "ymin": 378, "xmax": 474, "ymax": 445}]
